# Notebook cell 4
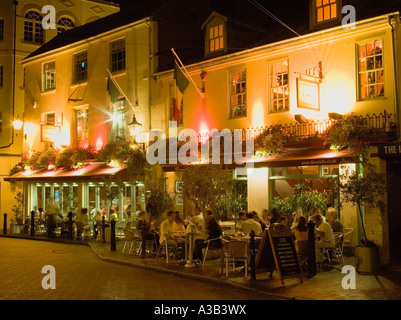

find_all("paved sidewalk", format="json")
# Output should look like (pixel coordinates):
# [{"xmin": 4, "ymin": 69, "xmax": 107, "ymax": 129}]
[{"xmin": 3, "ymin": 233, "xmax": 401, "ymax": 300}]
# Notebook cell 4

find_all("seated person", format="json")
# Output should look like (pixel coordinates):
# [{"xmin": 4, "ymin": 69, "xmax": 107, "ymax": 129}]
[
  {"xmin": 193, "ymin": 210, "xmax": 222, "ymax": 265},
  {"xmin": 236, "ymin": 211, "xmax": 247, "ymax": 231},
  {"xmin": 159, "ymin": 211, "xmax": 185, "ymax": 260},
  {"xmin": 313, "ymin": 213, "xmax": 335, "ymax": 263},
  {"xmin": 75, "ymin": 208, "xmax": 89, "ymax": 238},
  {"xmin": 241, "ymin": 212, "xmax": 263, "ymax": 236},
  {"xmin": 136, "ymin": 211, "xmax": 159, "ymax": 247},
  {"xmin": 175, "ymin": 213, "xmax": 186, "ymax": 232},
  {"xmin": 291, "ymin": 216, "xmax": 308, "ymax": 253},
  {"xmin": 109, "ymin": 208, "xmax": 118, "ymax": 221},
  {"xmin": 326, "ymin": 207, "xmax": 343, "ymax": 233}
]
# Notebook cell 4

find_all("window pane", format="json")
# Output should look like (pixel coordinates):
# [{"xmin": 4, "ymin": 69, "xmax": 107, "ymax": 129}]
[
  {"xmin": 317, "ymin": 8, "xmax": 323, "ymax": 22},
  {"xmin": 324, "ymin": 5, "xmax": 330, "ymax": 20},
  {"xmin": 359, "ymin": 45, "xmax": 366, "ymax": 58},
  {"xmin": 330, "ymin": 4, "xmax": 337, "ymax": 18},
  {"xmin": 219, "ymin": 24, "xmax": 223, "ymax": 36}
]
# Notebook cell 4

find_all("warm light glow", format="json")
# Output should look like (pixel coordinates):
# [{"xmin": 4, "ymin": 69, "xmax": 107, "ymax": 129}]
[
  {"xmin": 107, "ymin": 159, "xmax": 120, "ymax": 168},
  {"xmin": 252, "ymin": 99, "xmax": 265, "ymax": 128},
  {"xmin": 47, "ymin": 164, "xmax": 55, "ymax": 170},
  {"xmin": 13, "ymin": 119, "xmax": 23, "ymax": 131}
]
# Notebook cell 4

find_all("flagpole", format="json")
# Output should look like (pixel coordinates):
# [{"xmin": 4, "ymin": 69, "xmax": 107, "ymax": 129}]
[
  {"xmin": 171, "ymin": 48, "xmax": 204, "ymax": 98},
  {"xmin": 106, "ymin": 68, "xmax": 137, "ymax": 111}
]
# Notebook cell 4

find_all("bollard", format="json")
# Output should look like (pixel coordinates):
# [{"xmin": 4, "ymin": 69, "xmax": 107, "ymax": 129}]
[
  {"xmin": 102, "ymin": 216, "xmax": 106, "ymax": 243},
  {"xmin": 140, "ymin": 224, "xmax": 146, "ymax": 259},
  {"xmin": 68, "ymin": 211, "xmax": 73, "ymax": 240},
  {"xmin": 249, "ymin": 230, "xmax": 256, "ymax": 281},
  {"xmin": 307, "ymin": 219, "xmax": 316, "ymax": 276},
  {"xmin": 30, "ymin": 211, "xmax": 35, "ymax": 237},
  {"xmin": 110, "ymin": 220, "xmax": 116, "ymax": 251},
  {"xmin": 3, "ymin": 213, "xmax": 7, "ymax": 235}
]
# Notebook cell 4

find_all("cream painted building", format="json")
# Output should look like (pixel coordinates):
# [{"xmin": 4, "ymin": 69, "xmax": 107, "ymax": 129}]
[
  {"xmin": 0, "ymin": 0, "xmax": 119, "ymax": 230},
  {"xmin": 154, "ymin": 4, "xmax": 401, "ymax": 266},
  {"xmin": 13, "ymin": 6, "xmax": 162, "ymax": 225}
]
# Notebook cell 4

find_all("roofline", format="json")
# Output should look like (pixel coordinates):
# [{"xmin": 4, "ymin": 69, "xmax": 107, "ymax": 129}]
[
  {"xmin": 85, "ymin": 0, "xmax": 120, "ymax": 8},
  {"xmin": 22, "ymin": 17, "xmax": 151, "ymax": 65},
  {"xmin": 157, "ymin": 11, "xmax": 400, "ymax": 79}
]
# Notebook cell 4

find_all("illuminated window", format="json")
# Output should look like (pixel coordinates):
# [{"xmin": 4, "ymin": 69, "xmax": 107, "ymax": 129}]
[
  {"xmin": 73, "ymin": 51, "xmax": 87, "ymax": 84},
  {"xmin": 43, "ymin": 61, "xmax": 56, "ymax": 91},
  {"xmin": 24, "ymin": 11, "xmax": 43, "ymax": 43},
  {"xmin": 57, "ymin": 17, "xmax": 75, "ymax": 34},
  {"xmin": 229, "ymin": 69, "xmax": 246, "ymax": 118},
  {"xmin": 110, "ymin": 39, "xmax": 126, "ymax": 73},
  {"xmin": 45, "ymin": 113, "xmax": 56, "ymax": 126},
  {"xmin": 209, "ymin": 24, "xmax": 224, "ymax": 53},
  {"xmin": 315, "ymin": 0, "xmax": 338, "ymax": 24},
  {"xmin": 76, "ymin": 109, "xmax": 89, "ymax": 140},
  {"xmin": 112, "ymin": 99, "xmax": 126, "ymax": 141},
  {"xmin": 358, "ymin": 40, "xmax": 384, "ymax": 100},
  {"xmin": 269, "ymin": 60, "xmax": 289, "ymax": 113}
]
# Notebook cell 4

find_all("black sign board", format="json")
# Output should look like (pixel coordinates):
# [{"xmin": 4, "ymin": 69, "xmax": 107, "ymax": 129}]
[
  {"xmin": 268, "ymin": 223, "xmax": 302, "ymax": 285},
  {"xmin": 378, "ymin": 143, "xmax": 401, "ymax": 159}
]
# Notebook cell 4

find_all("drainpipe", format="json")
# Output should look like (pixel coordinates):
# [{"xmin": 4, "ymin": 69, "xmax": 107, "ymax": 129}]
[
  {"xmin": 389, "ymin": 14, "xmax": 400, "ymax": 140},
  {"xmin": 146, "ymin": 19, "xmax": 152, "ymax": 132},
  {"xmin": 0, "ymin": 0, "xmax": 18, "ymax": 149}
]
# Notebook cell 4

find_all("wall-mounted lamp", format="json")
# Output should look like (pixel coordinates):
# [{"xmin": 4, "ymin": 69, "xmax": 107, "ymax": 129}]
[
  {"xmin": 200, "ymin": 71, "xmax": 207, "ymax": 93},
  {"xmin": 33, "ymin": 101, "xmax": 37, "ymax": 109},
  {"xmin": 328, "ymin": 112, "xmax": 343, "ymax": 120},
  {"xmin": 294, "ymin": 114, "xmax": 309, "ymax": 124},
  {"xmin": 12, "ymin": 116, "xmax": 23, "ymax": 131},
  {"xmin": 128, "ymin": 114, "xmax": 142, "ymax": 139}
]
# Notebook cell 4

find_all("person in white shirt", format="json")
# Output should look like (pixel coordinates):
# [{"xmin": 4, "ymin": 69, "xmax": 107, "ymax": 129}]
[
  {"xmin": 159, "ymin": 211, "xmax": 185, "ymax": 259},
  {"xmin": 313, "ymin": 213, "xmax": 335, "ymax": 263},
  {"xmin": 241, "ymin": 212, "xmax": 263, "ymax": 236}
]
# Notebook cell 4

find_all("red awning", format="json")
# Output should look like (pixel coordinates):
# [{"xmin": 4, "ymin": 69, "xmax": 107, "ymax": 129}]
[
  {"xmin": 4, "ymin": 163, "xmax": 128, "ymax": 182},
  {"xmin": 252, "ymin": 148, "xmax": 353, "ymax": 168}
]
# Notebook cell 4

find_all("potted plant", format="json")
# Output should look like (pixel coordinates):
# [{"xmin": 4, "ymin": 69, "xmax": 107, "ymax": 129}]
[
  {"xmin": 339, "ymin": 155, "xmax": 386, "ymax": 273},
  {"xmin": 11, "ymin": 190, "xmax": 24, "ymax": 226}
]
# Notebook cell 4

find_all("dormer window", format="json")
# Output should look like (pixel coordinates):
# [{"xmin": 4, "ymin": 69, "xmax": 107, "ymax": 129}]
[
  {"xmin": 209, "ymin": 24, "xmax": 224, "ymax": 53},
  {"xmin": 311, "ymin": 0, "xmax": 341, "ymax": 27},
  {"xmin": 202, "ymin": 12, "xmax": 227, "ymax": 57}
]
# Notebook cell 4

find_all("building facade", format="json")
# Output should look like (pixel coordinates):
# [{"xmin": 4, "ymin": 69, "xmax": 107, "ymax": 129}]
[
  {"xmin": 152, "ymin": 0, "xmax": 401, "ymax": 266},
  {"xmin": 0, "ymin": 0, "xmax": 119, "ymax": 227}
]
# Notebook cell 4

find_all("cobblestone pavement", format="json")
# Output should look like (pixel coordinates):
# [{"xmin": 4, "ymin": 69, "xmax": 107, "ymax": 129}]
[
  {"xmin": 0, "ymin": 237, "xmax": 281, "ymax": 300},
  {"xmin": 2, "ymin": 234, "xmax": 401, "ymax": 300}
]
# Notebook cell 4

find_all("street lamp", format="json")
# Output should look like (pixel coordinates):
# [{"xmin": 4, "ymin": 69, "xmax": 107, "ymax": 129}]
[{"xmin": 128, "ymin": 114, "xmax": 142, "ymax": 139}]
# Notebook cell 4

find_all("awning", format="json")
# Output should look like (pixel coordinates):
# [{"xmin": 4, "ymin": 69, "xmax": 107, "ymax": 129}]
[
  {"xmin": 4, "ymin": 163, "xmax": 128, "ymax": 182},
  {"xmin": 253, "ymin": 148, "xmax": 354, "ymax": 168}
]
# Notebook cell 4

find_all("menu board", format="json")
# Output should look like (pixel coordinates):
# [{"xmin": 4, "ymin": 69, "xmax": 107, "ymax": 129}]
[{"xmin": 268, "ymin": 223, "xmax": 303, "ymax": 285}]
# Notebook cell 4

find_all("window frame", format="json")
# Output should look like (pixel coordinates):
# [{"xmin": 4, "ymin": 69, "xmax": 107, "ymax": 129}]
[
  {"xmin": 110, "ymin": 39, "xmax": 126, "ymax": 73},
  {"xmin": 0, "ymin": 65, "xmax": 3, "ymax": 87},
  {"xmin": 357, "ymin": 38, "xmax": 385, "ymax": 101},
  {"xmin": 0, "ymin": 19, "xmax": 4, "ymax": 41},
  {"xmin": 44, "ymin": 112, "xmax": 56, "ymax": 126},
  {"xmin": 228, "ymin": 68, "xmax": 247, "ymax": 119},
  {"xmin": 73, "ymin": 51, "xmax": 88, "ymax": 84},
  {"xmin": 268, "ymin": 59, "xmax": 290, "ymax": 114},
  {"xmin": 75, "ymin": 108, "xmax": 89, "ymax": 141},
  {"xmin": 112, "ymin": 98, "xmax": 127, "ymax": 141},
  {"xmin": 57, "ymin": 16, "xmax": 75, "ymax": 34},
  {"xmin": 42, "ymin": 61, "xmax": 56, "ymax": 91},
  {"xmin": 24, "ymin": 10, "xmax": 44, "ymax": 44},
  {"xmin": 310, "ymin": 0, "xmax": 341, "ymax": 27}
]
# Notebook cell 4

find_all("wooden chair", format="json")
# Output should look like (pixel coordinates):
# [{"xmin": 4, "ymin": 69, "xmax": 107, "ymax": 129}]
[
  {"xmin": 222, "ymin": 239, "xmax": 249, "ymax": 278},
  {"xmin": 202, "ymin": 237, "xmax": 223, "ymax": 266},
  {"xmin": 122, "ymin": 228, "xmax": 139, "ymax": 254},
  {"xmin": 342, "ymin": 228, "xmax": 354, "ymax": 255}
]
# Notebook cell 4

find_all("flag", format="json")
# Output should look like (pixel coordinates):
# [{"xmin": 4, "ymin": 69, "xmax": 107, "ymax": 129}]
[
  {"xmin": 107, "ymin": 76, "xmax": 120, "ymax": 103},
  {"xmin": 174, "ymin": 60, "xmax": 189, "ymax": 94}
]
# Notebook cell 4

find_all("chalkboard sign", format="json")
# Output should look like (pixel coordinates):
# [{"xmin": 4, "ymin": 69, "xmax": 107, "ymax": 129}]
[{"xmin": 268, "ymin": 223, "xmax": 303, "ymax": 285}]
